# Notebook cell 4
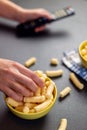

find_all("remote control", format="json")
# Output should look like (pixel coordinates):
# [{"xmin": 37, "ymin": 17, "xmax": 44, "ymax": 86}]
[{"xmin": 16, "ymin": 6, "xmax": 75, "ymax": 36}]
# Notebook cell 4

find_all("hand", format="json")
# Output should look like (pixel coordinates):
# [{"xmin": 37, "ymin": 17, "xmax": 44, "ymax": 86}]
[
  {"xmin": 0, "ymin": 0, "xmax": 53, "ymax": 32},
  {"xmin": 0, "ymin": 59, "xmax": 44, "ymax": 101},
  {"xmin": 19, "ymin": 8, "xmax": 53, "ymax": 32}
]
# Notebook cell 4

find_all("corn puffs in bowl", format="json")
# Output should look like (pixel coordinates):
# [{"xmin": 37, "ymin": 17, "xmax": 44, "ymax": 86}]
[{"xmin": 4, "ymin": 70, "xmax": 57, "ymax": 120}]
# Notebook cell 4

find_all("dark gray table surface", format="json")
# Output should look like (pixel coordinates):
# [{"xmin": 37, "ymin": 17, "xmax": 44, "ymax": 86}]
[{"xmin": 0, "ymin": 0, "xmax": 87, "ymax": 130}]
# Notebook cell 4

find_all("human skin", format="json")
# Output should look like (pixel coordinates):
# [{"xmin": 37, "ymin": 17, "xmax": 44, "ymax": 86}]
[
  {"xmin": 0, "ymin": 59, "xmax": 45, "ymax": 101},
  {"xmin": 0, "ymin": 0, "xmax": 53, "ymax": 101},
  {"xmin": 0, "ymin": 0, "xmax": 53, "ymax": 32}
]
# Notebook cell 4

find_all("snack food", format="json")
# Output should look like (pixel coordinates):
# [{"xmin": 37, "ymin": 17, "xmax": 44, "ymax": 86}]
[
  {"xmin": 50, "ymin": 58, "xmax": 59, "ymax": 65},
  {"xmin": 5, "ymin": 70, "xmax": 57, "ymax": 119},
  {"xmin": 69, "ymin": 72, "xmax": 84, "ymax": 90},
  {"xmin": 59, "ymin": 87, "xmax": 71, "ymax": 98},
  {"xmin": 58, "ymin": 118, "xmax": 67, "ymax": 130},
  {"xmin": 45, "ymin": 69, "xmax": 63, "ymax": 78},
  {"xmin": 24, "ymin": 57, "xmax": 36, "ymax": 67}
]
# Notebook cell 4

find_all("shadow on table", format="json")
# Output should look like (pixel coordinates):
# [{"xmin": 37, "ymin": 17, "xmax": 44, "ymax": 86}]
[
  {"xmin": 16, "ymin": 28, "xmax": 70, "ymax": 39},
  {"xmin": 0, "ymin": 22, "xmax": 70, "ymax": 39},
  {"xmin": 0, "ymin": 22, "xmax": 16, "ymax": 36},
  {"xmin": 0, "ymin": 109, "xmax": 50, "ymax": 130}
]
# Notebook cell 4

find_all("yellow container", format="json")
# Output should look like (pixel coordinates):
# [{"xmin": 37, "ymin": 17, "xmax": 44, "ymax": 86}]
[
  {"xmin": 79, "ymin": 40, "xmax": 87, "ymax": 68},
  {"xmin": 4, "ymin": 78, "xmax": 57, "ymax": 120}
]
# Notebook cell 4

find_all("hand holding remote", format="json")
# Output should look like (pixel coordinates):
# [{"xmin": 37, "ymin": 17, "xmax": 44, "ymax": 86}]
[{"xmin": 16, "ymin": 6, "xmax": 75, "ymax": 37}]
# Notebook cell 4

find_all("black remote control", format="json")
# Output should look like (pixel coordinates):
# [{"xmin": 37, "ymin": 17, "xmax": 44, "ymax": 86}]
[{"xmin": 16, "ymin": 6, "xmax": 75, "ymax": 36}]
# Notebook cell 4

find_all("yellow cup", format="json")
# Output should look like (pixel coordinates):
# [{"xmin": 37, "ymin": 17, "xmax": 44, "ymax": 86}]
[
  {"xmin": 79, "ymin": 40, "xmax": 87, "ymax": 68},
  {"xmin": 4, "ymin": 78, "xmax": 57, "ymax": 120}
]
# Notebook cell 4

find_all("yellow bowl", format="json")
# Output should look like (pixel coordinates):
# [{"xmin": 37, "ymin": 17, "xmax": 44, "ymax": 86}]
[
  {"xmin": 79, "ymin": 40, "xmax": 87, "ymax": 68},
  {"xmin": 5, "ymin": 79, "xmax": 57, "ymax": 120}
]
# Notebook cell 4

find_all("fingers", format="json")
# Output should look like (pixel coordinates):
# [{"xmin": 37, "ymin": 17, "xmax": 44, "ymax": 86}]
[
  {"xmin": 21, "ymin": 8, "xmax": 53, "ymax": 32},
  {"xmin": 33, "ymin": 9, "xmax": 53, "ymax": 32},
  {"xmin": 0, "ymin": 59, "xmax": 44, "ymax": 101},
  {"xmin": 28, "ymin": 8, "xmax": 53, "ymax": 20},
  {"xmin": 34, "ymin": 8, "xmax": 53, "ymax": 19},
  {"xmin": 35, "ymin": 26, "xmax": 45, "ymax": 32},
  {"xmin": 15, "ymin": 62, "xmax": 45, "ymax": 88},
  {"xmin": 28, "ymin": 71, "xmax": 45, "ymax": 87},
  {"xmin": 1, "ymin": 81, "xmax": 34, "ymax": 101},
  {"xmin": 9, "ymin": 81, "xmax": 34, "ymax": 97},
  {"xmin": 14, "ymin": 73, "xmax": 38, "ymax": 92},
  {"xmin": 2, "ymin": 86, "xmax": 23, "ymax": 101}
]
